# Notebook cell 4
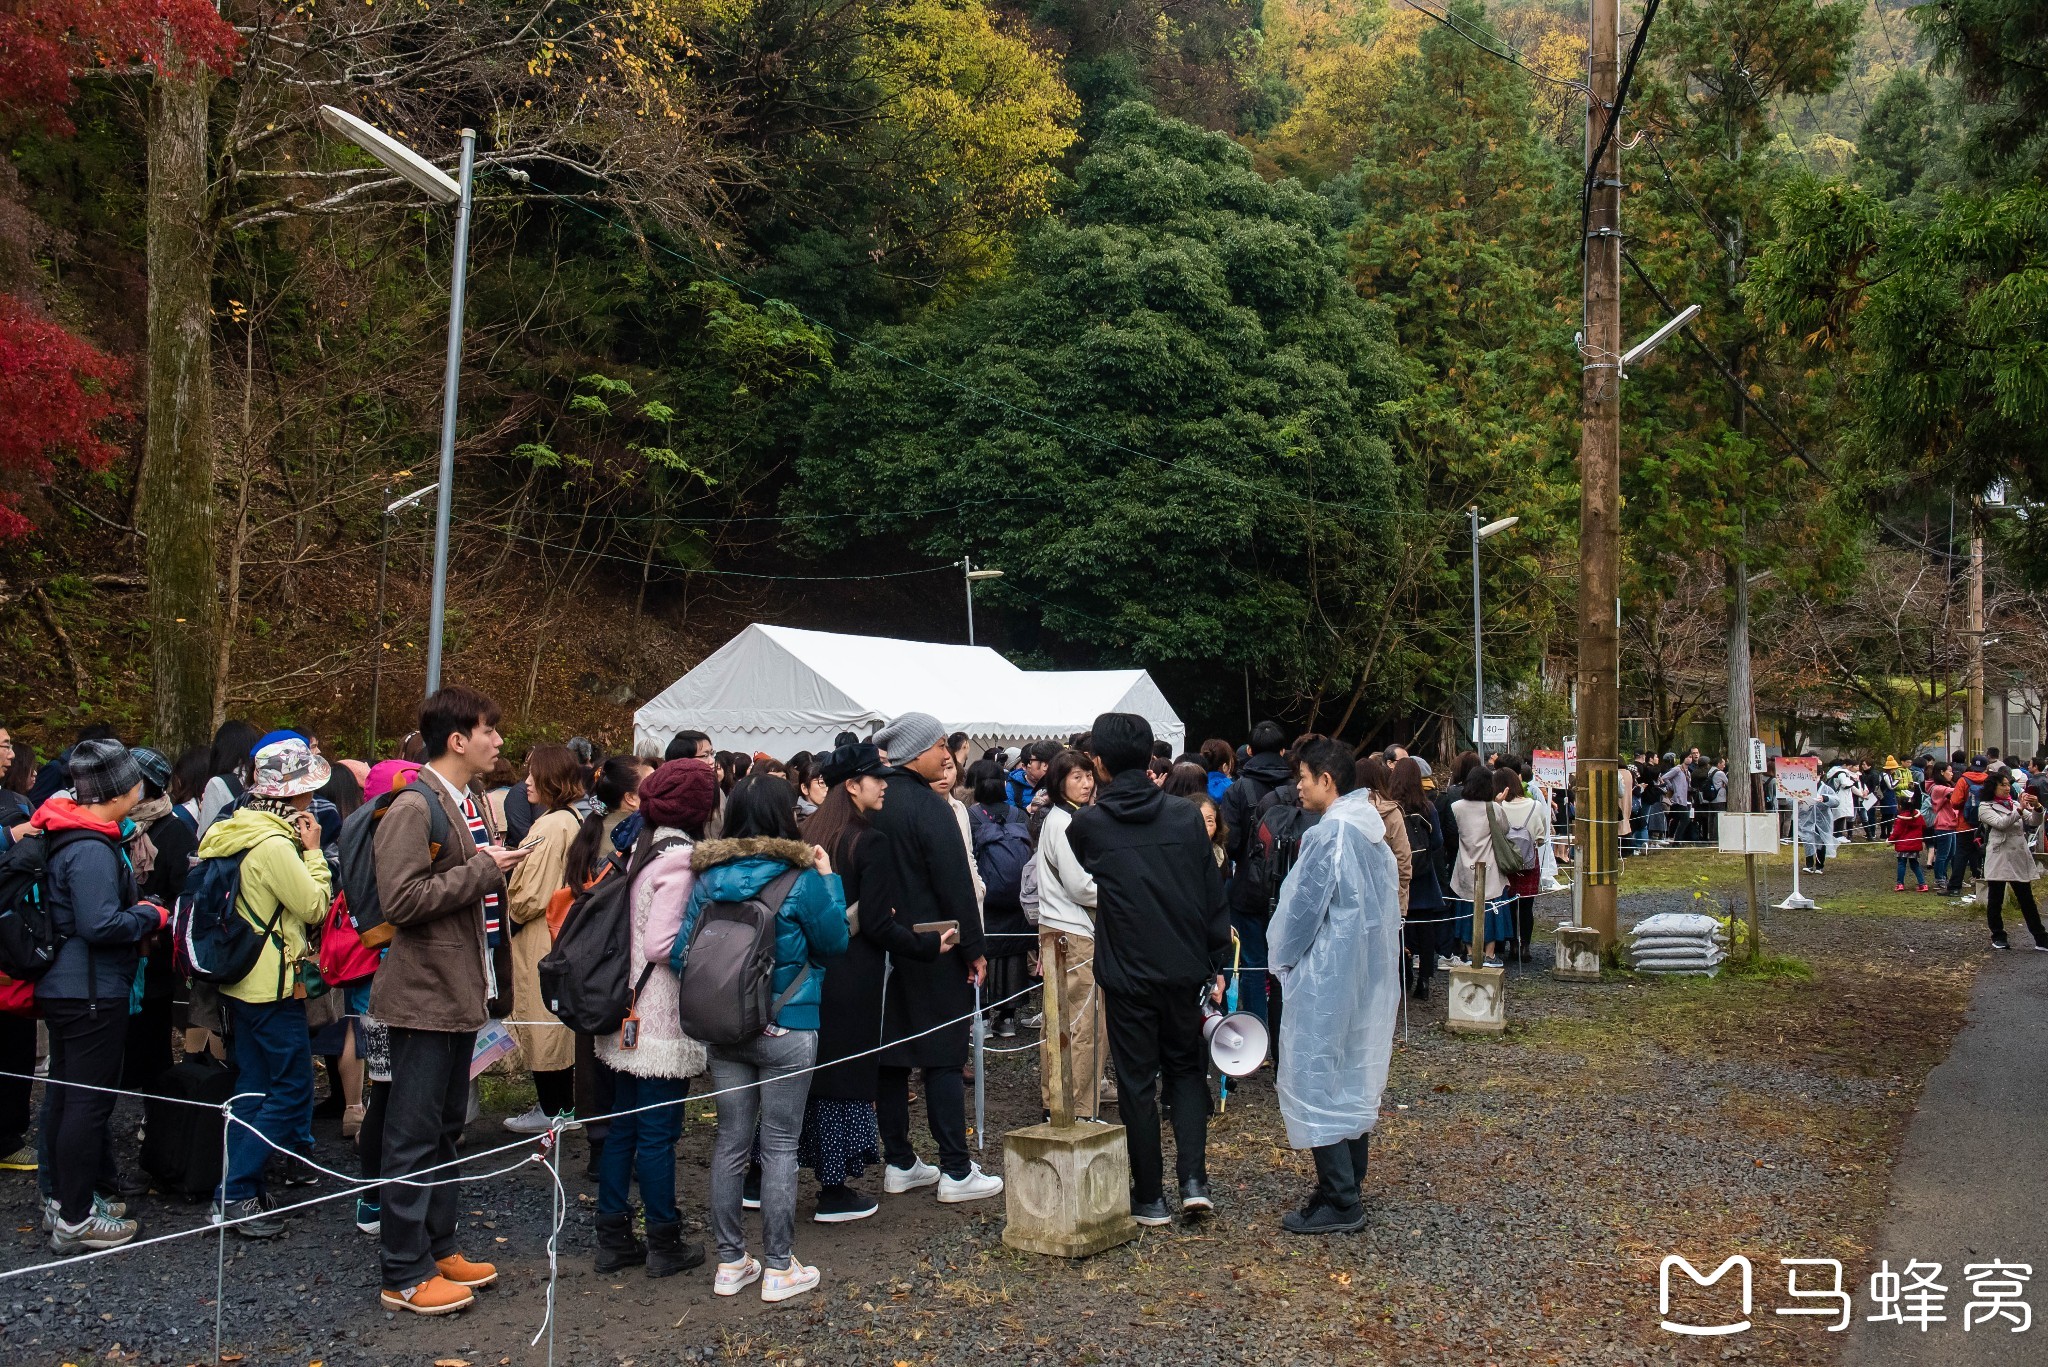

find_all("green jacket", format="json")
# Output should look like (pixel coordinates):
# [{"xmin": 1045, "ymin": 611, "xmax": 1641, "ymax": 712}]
[{"xmin": 196, "ymin": 808, "xmax": 332, "ymax": 1004}]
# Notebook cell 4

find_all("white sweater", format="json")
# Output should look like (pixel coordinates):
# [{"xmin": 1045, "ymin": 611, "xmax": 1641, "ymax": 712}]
[{"xmin": 1034, "ymin": 804, "xmax": 1098, "ymax": 939}]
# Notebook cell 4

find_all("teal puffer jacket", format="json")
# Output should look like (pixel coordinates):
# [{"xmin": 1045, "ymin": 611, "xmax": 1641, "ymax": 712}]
[{"xmin": 672, "ymin": 836, "xmax": 847, "ymax": 1031}]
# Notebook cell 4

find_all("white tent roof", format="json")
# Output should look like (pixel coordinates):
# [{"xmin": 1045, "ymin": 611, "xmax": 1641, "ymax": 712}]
[{"xmin": 633, "ymin": 624, "xmax": 1185, "ymax": 758}]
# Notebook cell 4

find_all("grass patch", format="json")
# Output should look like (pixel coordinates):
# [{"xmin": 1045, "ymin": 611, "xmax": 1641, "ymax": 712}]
[{"xmin": 1721, "ymin": 951, "xmax": 1815, "ymax": 981}]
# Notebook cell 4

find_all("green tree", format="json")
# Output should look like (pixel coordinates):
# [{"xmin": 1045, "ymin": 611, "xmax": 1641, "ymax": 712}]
[
  {"xmin": 791, "ymin": 103, "xmax": 1407, "ymax": 720},
  {"xmin": 1751, "ymin": 0, "xmax": 2048, "ymax": 572},
  {"xmin": 1323, "ymin": 0, "xmax": 1579, "ymax": 736}
]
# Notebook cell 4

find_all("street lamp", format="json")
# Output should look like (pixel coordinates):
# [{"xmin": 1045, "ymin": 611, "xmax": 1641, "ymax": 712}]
[
  {"xmin": 368, "ymin": 478, "xmax": 438, "ymax": 756},
  {"xmin": 319, "ymin": 105, "xmax": 475, "ymax": 696},
  {"xmin": 962, "ymin": 557, "xmax": 1004, "ymax": 646},
  {"xmin": 1469, "ymin": 511, "xmax": 1519, "ymax": 755}
]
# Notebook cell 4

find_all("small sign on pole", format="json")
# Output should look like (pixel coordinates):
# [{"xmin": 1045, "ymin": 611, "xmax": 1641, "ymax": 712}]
[
  {"xmin": 1774, "ymin": 755, "xmax": 1820, "ymax": 802},
  {"xmin": 1748, "ymin": 737, "xmax": 1767, "ymax": 773},
  {"xmin": 1531, "ymin": 750, "xmax": 1568, "ymax": 790},
  {"xmin": 1563, "ymin": 735, "xmax": 1577, "ymax": 777},
  {"xmin": 1471, "ymin": 716, "xmax": 1511, "ymax": 745}
]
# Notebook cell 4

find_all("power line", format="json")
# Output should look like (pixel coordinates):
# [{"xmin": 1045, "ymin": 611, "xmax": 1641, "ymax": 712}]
[
  {"xmin": 455, "ymin": 517, "xmax": 959, "ymax": 581},
  {"xmin": 492, "ymin": 494, "xmax": 1048, "ymax": 526},
  {"xmin": 523, "ymin": 184, "xmax": 1456, "ymax": 526},
  {"xmin": 1579, "ymin": 0, "xmax": 1664, "ymax": 262},
  {"xmin": 1400, "ymin": 0, "xmax": 1591, "ymax": 94}
]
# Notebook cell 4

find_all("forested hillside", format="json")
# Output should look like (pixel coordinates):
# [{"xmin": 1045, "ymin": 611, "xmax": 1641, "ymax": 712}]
[{"xmin": 3, "ymin": 0, "xmax": 2042, "ymax": 758}]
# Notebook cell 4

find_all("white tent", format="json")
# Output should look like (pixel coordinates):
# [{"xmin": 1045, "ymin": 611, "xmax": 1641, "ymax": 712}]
[{"xmin": 633, "ymin": 624, "xmax": 1185, "ymax": 758}]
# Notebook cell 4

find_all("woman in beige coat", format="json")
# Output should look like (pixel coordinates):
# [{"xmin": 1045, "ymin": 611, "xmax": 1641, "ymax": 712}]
[
  {"xmin": 502, "ymin": 743, "xmax": 585, "ymax": 1131},
  {"xmin": 1978, "ymin": 769, "xmax": 2046, "ymax": 951}
]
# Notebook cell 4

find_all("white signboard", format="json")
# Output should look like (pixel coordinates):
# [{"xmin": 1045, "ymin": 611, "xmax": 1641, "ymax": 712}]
[
  {"xmin": 1531, "ymin": 750, "xmax": 1568, "ymax": 790},
  {"xmin": 1748, "ymin": 737, "xmax": 1767, "ymax": 773},
  {"xmin": 1471, "ymin": 715, "xmax": 1511, "ymax": 745},
  {"xmin": 1564, "ymin": 735, "xmax": 1577, "ymax": 776},
  {"xmin": 1717, "ymin": 812, "xmax": 1778, "ymax": 856},
  {"xmin": 1775, "ymin": 755, "xmax": 1820, "ymax": 802}
]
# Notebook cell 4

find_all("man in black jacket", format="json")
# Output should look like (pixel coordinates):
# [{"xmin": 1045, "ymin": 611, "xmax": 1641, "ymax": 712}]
[
  {"xmin": 1067, "ymin": 712, "xmax": 1229, "ymax": 1226},
  {"xmin": 1218, "ymin": 722, "xmax": 1291, "ymax": 1025},
  {"xmin": 867, "ymin": 712, "xmax": 1002, "ymax": 1204}
]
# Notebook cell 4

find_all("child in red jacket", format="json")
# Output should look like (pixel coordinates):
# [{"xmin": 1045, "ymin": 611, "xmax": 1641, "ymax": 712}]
[{"xmin": 1891, "ymin": 793, "xmax": 1929, "ymax": 891}]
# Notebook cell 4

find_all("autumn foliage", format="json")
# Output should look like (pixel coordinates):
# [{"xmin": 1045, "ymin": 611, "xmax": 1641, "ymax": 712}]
[
  {"xmin": 0, "ymin": 0, "xmax": 239, "ymax": 129},
  {"xmin": 0, "ymin": 297, "xmax": 129, "ymax": 537}
]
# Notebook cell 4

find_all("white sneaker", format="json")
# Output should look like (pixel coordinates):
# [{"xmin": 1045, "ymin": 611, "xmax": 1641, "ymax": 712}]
[
  {"xmin": 714, "ymin": 1255, "xmax": 762, "ymax": 1297},
  {"xmin": 761, "ymin": 1259, "xmax": 820, "ymax": 1303},
  {"xmin": 936, "ymin": 1163, "xmax": 1004, "ymax": 1203},
  {"xmin": 502, "ymin": 1105, "xmax": 552, "ymax": 1135},
  {"xmin": 882, "ymin": 1158, "xmax": 940, "ymax": 1194}
]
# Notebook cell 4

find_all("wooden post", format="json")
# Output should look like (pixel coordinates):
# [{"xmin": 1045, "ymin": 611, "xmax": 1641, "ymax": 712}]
[
  {"xmin": 1576, "ymin": 0, "xmax": 1623, "ymax": 951},
  {"xmin": 1041, "ymin": 931, "xmax": 1073, "ymax": 1128},
  {"xmin": 1472, "ymin": 859, "xmax": 1488, "ymax": 959},
  {"xmin": 1745, "ymin": 852, "xmax": 1762, "ymax": 962}
]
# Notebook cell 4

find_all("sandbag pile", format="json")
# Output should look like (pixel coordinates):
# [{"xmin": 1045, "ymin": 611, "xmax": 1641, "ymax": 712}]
[{"xmin": 1627, "ymin": 911, "xmax": 1727, "ymax": 975}]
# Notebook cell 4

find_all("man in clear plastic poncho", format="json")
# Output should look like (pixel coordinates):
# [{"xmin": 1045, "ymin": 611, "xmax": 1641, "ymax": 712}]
[{"xmin": 1268, "ymin": 738, "xmax": 1403, "ymax": 1235}]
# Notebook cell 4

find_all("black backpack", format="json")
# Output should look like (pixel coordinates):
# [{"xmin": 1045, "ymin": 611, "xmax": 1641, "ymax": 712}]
[
  {"xmin": 335, "ymin": 781, "xmax": 451, "ymax": 949},
  {"xmin": 671, "ymin": 868, "xmax": 807, "ymax": 1046},
  {"xmin": 1247, "ymin": 797, "xmax": 1320, "ymax": 916},
  {"xmin": 0, "ymin": 829, "xmax": 107, "ymax": 982},
  {"xmin": 970, "ymin": 804, "xmax": 1033, "ymax": 912},
  {"xmin": 172, "ymin": 836, "xmax": 295, "ymax": 989},
  {"xmin": 538, "ymin": 839, "xmax": 676, "ymax": 1036}
]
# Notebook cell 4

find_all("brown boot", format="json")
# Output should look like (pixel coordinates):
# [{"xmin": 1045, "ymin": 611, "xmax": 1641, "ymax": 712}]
[{"xmin": 380, "ymin": 1275, "xmax": 474, "ymax": 1316}]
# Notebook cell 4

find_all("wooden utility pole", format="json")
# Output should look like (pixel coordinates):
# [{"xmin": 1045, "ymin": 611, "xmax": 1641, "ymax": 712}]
[
  {"xmin": 1966, "ymin": 503, "xmax": 1985, "ymax": 757},
  {"xmin": 1575, "ymin": 0, "xmax": 1623, "ymax": 949}
]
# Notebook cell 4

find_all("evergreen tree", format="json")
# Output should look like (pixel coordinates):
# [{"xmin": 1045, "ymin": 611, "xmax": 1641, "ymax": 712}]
[{"xmin": 791, "ymin": 104, "xmax": 1408, "ymax": 720}]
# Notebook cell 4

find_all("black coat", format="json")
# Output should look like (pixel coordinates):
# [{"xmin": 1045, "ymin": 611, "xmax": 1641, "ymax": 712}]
[
  {"xmin": 1220, "ymin": 753, "xmax": 1291, "ymax": 914},
  {"xmin": 812, "ymin": 825, "xmax": 940, "ymax": 1101},
  {"xmin": 1067, "ymin": 771, "xmax": 1229, "ymax": 995},
  {"xmin": 869, "ymin": 769, "xmax": 986, "ymax": 1068},
  {"xmin": 139, "ymin": 810, "xmax": 197, "ymax": 1002}
]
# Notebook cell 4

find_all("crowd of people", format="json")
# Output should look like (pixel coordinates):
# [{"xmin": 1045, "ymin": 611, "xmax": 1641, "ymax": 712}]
[{"xmin": 0, "ymin": 698, "xmax": 1713, "ymax": 1314}]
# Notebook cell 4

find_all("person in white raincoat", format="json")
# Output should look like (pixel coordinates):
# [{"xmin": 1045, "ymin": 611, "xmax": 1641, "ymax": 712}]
[
  {"xmin": 1794, "ymin": 759, "xmax": 1841, "ymax": 874},
  {"xmin": 1267, "ymin": 739, "xmax": 1402, "ymax": 1235}
]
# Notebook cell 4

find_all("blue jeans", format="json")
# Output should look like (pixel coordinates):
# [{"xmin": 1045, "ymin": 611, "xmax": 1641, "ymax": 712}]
[
  {"xmin": 1896, "ymin": 854, "xmax": 1924, "ymax": 886},
  {"xmin": 709, "ymin": 1030, "xmax": 816, "ymax": 1270},
  {"xmin": 1229, "ymin": 912, "xmax": 1270, "ymax": 1025},
  {"xmin": 1931, "ymin": 831, "xmax": 1955, "ymax": 887},
  {"xmin": 221, "ymin": 997, "xmax": 314, "ymax": 1204},
  {"xmin": 598, "ymin": 1072, "xmax": 687, "ymax": 1224}
]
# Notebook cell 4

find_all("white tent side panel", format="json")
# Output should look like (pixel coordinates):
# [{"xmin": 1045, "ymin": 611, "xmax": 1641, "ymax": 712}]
[{"xmin": 633, "ymin": 624, "xmax": 1184, "ymax": 759}]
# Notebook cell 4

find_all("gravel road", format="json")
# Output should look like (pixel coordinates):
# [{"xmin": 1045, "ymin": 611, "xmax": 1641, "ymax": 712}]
[{"xmin": 0, "ymin": 841, "xmax": 1983, "ymax": 1366}]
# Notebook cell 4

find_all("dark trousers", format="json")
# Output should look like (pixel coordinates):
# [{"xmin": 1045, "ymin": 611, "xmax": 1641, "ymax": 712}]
[
  {"xmin": 877, "ymin": 1065, "xmax": 968, "ymax": 1179},
  {"xmin": 42, "ymin": 999, "xmax": 128, "ymax": 1223},
  {"xmin": 379, "ymin": 1026, "xmax": 474, "ymax": 1290},
  {"xmin": 120, "ymin": 995, "xmax": 173, "ymax": 1097},
  {"xmin": 359, "ymin": 1078, "xmax": 389, "ymax": 1182},
  {"xmin": 1987, "ymin": 882, "xmax": 2047, "ymax": 945},
  {"xmin": 597, "ymin": 1072, "xmax": 686, "ymax": 1223},
  {"xmin": 1102, "ymin": 983, "xmax": 1209, "ymax": 1203},
  {"xmin": 1947, "ymin": 832, "xmax": 1977, "ymax": 893},
  {"xmin": 221, "ymin": 997, "xmax": 314, "ymax": 1203},
  {"xmin": 1403, "ymin": 916, "xmax": 1437, "ymax": 994},
  {"xmin": 574, "ymin": 1032, "xmax": 615, "ymax": 1146},
  {"xmin": 1311, "ymin": 1132, "xmax": 1371, "ymax": 1214},
  {"xmin": 0, "ymin": 1013, "xmax": 36, "ymax": 1153}
]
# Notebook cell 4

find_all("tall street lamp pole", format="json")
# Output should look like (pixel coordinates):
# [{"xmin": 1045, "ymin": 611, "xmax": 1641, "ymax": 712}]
[
  {"xmin": 369, "ymin": 479, "xmax": 439, "ymax": 757},
  {"xmin": 318, "ymin": 106, "xmax": 476, "ymax": 695},
  {"xmin": 963, "ymin": 557, "xmax": 1004, "ymax": 646},
  {"xmin": 1469, "ymin": 511, "xmax": 1519, "ymax": 756}
]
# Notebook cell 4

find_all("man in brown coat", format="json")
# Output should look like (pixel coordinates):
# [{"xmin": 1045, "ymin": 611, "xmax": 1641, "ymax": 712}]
[{"xmin": 370, "ymin": 685, "xmax": 530, "ymax": 1315}]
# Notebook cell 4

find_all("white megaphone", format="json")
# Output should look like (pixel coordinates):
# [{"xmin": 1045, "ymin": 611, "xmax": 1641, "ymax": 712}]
[{"xmin": 1202, "ymin": 1004, "xmax": 1268, "ymax": 1078}]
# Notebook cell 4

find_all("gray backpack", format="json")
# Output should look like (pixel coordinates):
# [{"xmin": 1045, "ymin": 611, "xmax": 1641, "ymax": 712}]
[{"xmin": 671, "ymin": 869, "xmax": 808, "ymax": 1045}]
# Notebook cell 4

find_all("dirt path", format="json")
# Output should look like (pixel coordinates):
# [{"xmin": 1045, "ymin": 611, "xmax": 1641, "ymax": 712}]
[{"xmin": 0, "ymin": 840, "xmax": 1986, "ymax": 1365}]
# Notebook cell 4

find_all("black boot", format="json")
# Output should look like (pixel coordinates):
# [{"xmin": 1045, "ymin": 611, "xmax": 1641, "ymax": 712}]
[
  {"xmin": 644, "ymin": 1220, "xmax": 705, "ymax": 1278},
  {"xmin": 593, "ymin": 1209, "xmax": 646, "ymax": 1273}
]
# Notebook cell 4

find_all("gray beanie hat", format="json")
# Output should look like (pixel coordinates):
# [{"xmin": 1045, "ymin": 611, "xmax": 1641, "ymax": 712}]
[
  {"xmin": 69, "ymin": 739, "xmax": 143, "ymax": 806},
  {"xmin": 873, "ymin": 712, "xmax": 946, "ymax": 763}
]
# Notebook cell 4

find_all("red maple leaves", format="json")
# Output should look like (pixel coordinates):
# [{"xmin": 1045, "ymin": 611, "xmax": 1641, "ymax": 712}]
[
  {"xmin": 0, "ymin": 0, "xmax": 240, "ymax": 132},
  {"xmin": 0, "ymin": 296, "xmax": 130, "ymax": 537}
]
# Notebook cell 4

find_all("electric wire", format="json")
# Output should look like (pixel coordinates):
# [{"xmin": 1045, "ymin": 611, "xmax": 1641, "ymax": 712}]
[
  {"xmin": 1400, "ymin": 0, "xmax": 1591, "ymax": 93},
  {"xmin": 1579, "ymin": 0, "xmax": 1665, "ymax": 262}
]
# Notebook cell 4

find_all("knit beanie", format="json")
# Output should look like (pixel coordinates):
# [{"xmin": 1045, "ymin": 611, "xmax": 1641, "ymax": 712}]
[
  {"xmin": 640, "ymin": 757, "xmax": 718, "ymax": 831},
  {"xmin": 873, "ymin": 711, "xmax": 945, "ymax": 763},
  {"xmin": 69, "ymin": 739, "xmax": 143, "ymax": 806}
]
